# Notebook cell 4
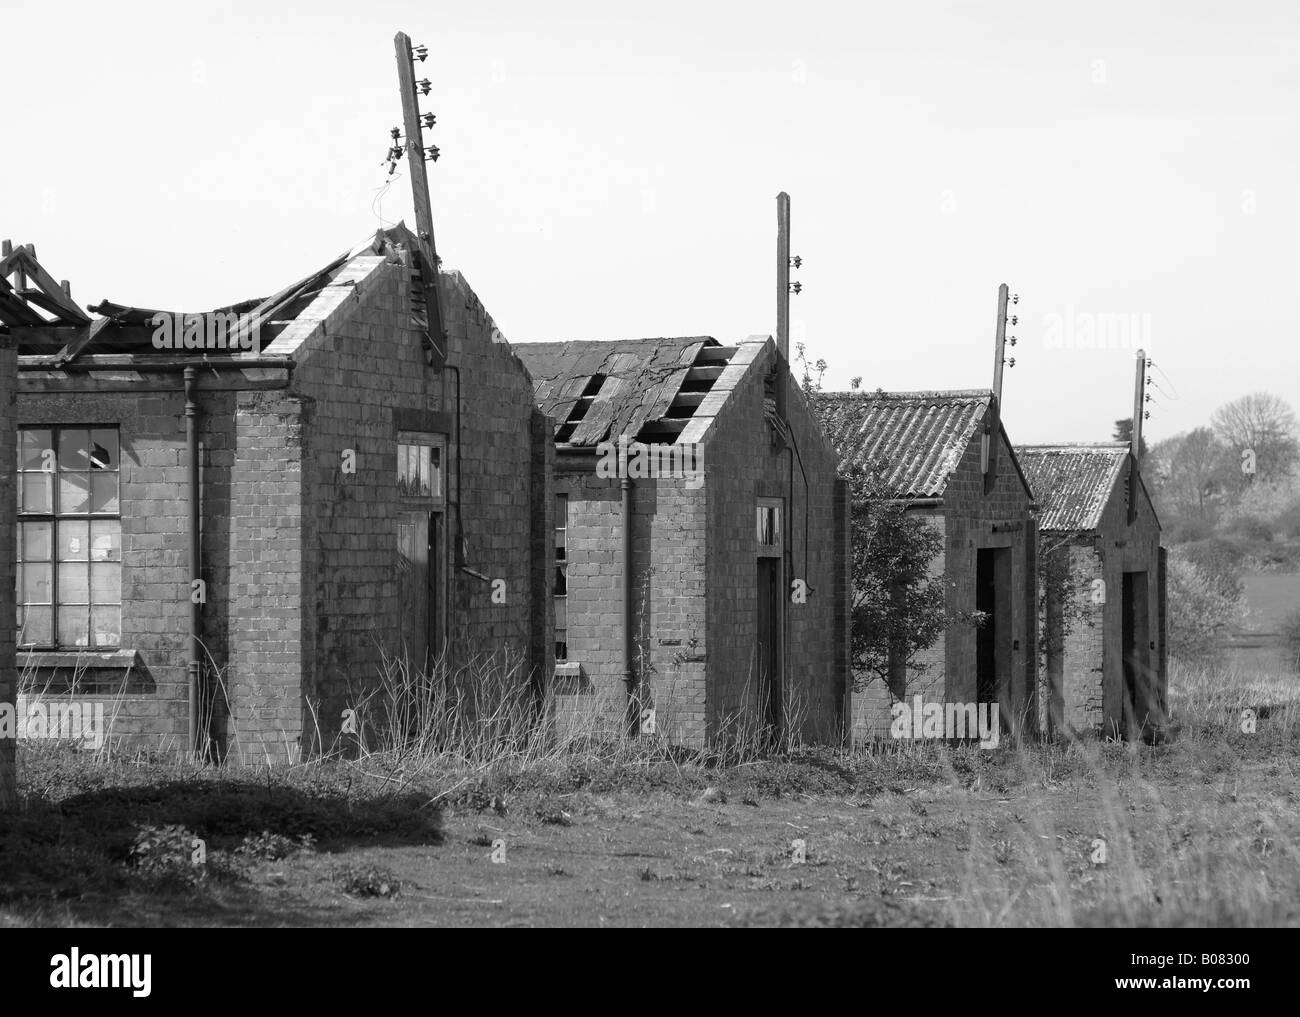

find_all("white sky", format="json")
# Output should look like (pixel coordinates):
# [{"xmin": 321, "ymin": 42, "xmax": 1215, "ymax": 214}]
[{"xmin": 5, "ymin": 0, "xmax": 1298, "ymax": 444}]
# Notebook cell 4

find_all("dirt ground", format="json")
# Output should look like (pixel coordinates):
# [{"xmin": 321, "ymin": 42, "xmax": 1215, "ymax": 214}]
[{"xmin": 5, "ymin": 712, "xmax": 1297, "ymax": 927}]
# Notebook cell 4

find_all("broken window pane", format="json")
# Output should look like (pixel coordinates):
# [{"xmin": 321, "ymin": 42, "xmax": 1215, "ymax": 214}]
[
  {"xmin": 89, "ymin": 428, "xmax": 118, "ymax": 470},
  {"xmin": 57, "ymin": 429, "xmax": 90, "ymax": 471}
]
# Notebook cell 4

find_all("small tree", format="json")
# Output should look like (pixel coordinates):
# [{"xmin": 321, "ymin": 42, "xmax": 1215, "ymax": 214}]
[
  {"xmin": 801, "ymin": 346, "xmax": 949, "ymax": 696},
  {"xmin": 843, "ymin": 459, "xmax": 946, "ymax": 695}
]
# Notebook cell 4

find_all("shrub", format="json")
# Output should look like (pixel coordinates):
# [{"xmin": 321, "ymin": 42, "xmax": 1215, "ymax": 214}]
[
  {"xmin": 129, "ymin": 824, "xmax": 210, "ymax": 886},
  {"xmin": 1166, "ymin": 553, "xmax": 1248, "ymax": 661},
  {"xmin": 334, "ymin": 863, "xmax": 401, "ymax": 898},
  {"xmin": 1178, "ymin": 538, "xmax": 1247, "ymax": 601},
  {"xmin": 236, "ymin": 830, "xmax": 316, "ymax": 862}
]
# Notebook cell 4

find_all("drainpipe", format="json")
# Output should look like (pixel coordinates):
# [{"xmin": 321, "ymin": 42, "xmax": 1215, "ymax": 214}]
[
  {"xmin": 621, "ymin": 474, "xmax": 636, "ymax": 735},
  {"xmin": 184, "ymin": 368, "xmax": 202, "ymax": 759}
]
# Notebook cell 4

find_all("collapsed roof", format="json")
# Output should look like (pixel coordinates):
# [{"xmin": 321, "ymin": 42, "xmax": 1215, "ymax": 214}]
[
  {"xmin": 0, "ymin": 225, "xmax": 437, "ymax": 367},
  {"xmin": 516, "ymin": 337, "xmax": 740, "ymax": 446}
]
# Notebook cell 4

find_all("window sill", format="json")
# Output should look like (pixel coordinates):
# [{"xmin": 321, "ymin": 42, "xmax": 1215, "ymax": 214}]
[
  {"xmin": 553, "ymin": 661, "xmax": 588, "ymax": 694},
  {"xmin": 19, "ymin": 649, "xmax": 139, "ymax": 669}
]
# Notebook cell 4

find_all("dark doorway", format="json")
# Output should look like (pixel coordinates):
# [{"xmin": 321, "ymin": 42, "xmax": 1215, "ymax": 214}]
[
  {"xmin": 1121, "ymin": 570, "xmax": 1150, "ymax": 740},
  {"xmin": 756, "ymin": 558, "xmax": 782, "ymax": 738},
  {"xmin": 397, "ymin": 510, "xmax": 442, "ymax": 677},
  {"xmin": 976, "ymin": 547, "xmax": 1013, "ymax": 723}
]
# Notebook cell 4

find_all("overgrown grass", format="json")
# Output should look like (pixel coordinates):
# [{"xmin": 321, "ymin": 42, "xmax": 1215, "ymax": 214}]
[{"xmin": 3, "ymin": 654, "xmax": 1298, "ymax": 927}]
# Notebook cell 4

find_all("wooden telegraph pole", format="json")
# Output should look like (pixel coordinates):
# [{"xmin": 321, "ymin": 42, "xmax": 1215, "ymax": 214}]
[
  {"xmin": 1129, "ymin": 348, "xmax": 1147, "ymax": 523},
  {"xmin": 776, "ymin": 192, "xmax": 790, "ymax": 360},
  {"xmin": 983, "ymin": 283, "xmax": 1014, "ymax": 494},
  {"xmin": 393, "ymin": 31, "xmax": 447, "ymax": 368}
]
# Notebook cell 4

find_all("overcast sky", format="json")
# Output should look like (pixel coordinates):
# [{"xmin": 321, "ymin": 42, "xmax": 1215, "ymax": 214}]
[{"xmin": 5, "ymin": 0, "xmax": 1297, "ymax": 444}]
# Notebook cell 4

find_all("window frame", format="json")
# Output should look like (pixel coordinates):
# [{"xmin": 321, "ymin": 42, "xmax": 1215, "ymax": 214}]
[
  {"xmin": 17, "ymin": 424, "xmax": 123, "ymax": 651},
  {"xmin": 554, "ymin": 493, "xmax": 568, "ymax": 661},
  {"xmin": 756, "ymin": 497, "xmax": 783, "ymax": 559},
  {"xmin": 396, "ymin": 430, "xmax": 447, "ymax": 506}
]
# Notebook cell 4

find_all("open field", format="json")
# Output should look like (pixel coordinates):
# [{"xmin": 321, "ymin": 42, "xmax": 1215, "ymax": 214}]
[
  {"xmin": 2, "ymin": 661, "xmax": 1298, "ymax": 929},
  {"xmin": 1221, "ymin": 570, "xmax": 1300, "ymax": 675}
]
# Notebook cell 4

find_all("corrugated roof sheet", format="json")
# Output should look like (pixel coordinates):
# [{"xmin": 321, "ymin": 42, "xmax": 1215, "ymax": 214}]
[
  {"xmin": 1016, "ymin": 444, "xmax": 1129, "ymax": 531},
  {"xmin": 813, "ymin": 390, "xmax": 995, "ymax": 498},
  {"xmin": 515, "ymin": 337, "xmax": 716, "ymax": 445}
]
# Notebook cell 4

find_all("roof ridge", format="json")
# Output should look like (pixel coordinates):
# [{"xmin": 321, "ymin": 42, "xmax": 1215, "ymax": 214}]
[{"xmin": 816, "ymin": 388, "xmax": 991, "ymax": 400}]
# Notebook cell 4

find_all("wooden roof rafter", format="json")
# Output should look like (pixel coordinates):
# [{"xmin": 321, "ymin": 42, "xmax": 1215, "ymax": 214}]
[{"xmin": 0, "ymin": 240, "xmax": 91, "ymax": 327}]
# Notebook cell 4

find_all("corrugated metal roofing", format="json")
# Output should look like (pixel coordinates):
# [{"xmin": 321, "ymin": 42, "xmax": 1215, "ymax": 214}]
[
  {"xmin": 1016, "ymin": 444, "xmax": 1130, "ymax": 532},
  {"xmin": 813, "ymin": 390, "xmax": 995, "ymax": 499},
  {"xmin": 515, "ymin": 337, "xmax": 716, "ymax": 445}
]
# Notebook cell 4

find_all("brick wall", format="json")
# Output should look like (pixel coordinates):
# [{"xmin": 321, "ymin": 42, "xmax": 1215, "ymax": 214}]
[
  {"xmin": 0, "ymin": 339, "xmax": 15, "ymax": 805},
  {"xmin": 15, "ymin": 385, "xmax": 239, "ymax": 750},
  {"xmin": 851, "ymin": 424, "xmax": 1038, "ymax": 742},
  {"xmin": 553, "ymin": 340, "xmax": 848, "ymax": 750},
  {"xmin": 699, "ymin": 341, "xmax": 845, "ymax": 746},
  {"xmin": 251, "ymin": 253, "xmax": 550, "ymax": 757},
  {"xmin": 226, "ymin": 391, "xmax": 309, "ymax": 761},
  {"xmin": 14, "ymin": 247, "xmax": 549, "ymax": 761},
  {"xmin": 441, "ymin": 270, "xmax": 553, "ymax": 691},
  {"xmin": 1040, "ymin": 471, "xmax": 1162, "ymax": 739}
]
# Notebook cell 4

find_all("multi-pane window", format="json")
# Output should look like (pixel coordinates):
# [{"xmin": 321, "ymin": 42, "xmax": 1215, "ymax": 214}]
[
  {"xmin": 554, "ymin": 494, "xmax": 568, "ymax": 661},
  {"xmin": 397, "ymin": 432, "xmax": 445, "ymax": 502},
  {"xmin": 17, "ymin": 427, "xmax": 122, "ymax": 649}
]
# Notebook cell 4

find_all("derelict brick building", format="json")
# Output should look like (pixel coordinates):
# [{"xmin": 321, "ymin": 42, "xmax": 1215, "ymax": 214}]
[
  {"xmin": 0, "ymin": 323, "xmax": 14, "ymax": 805},
  {"xmin": 815, "ymin": 390, "xmax": 1039, "ymax": 742},
  {"xmin": 1017, "ymin": 444, "xmax": 1166, "ymax": 739},
  {"xmin": 3, "ymin": 228, "xmax": 552, "ymax": 761},
  {"xmin": 516, "ymin": 336, "xmax": 850, "ymax": 749}
]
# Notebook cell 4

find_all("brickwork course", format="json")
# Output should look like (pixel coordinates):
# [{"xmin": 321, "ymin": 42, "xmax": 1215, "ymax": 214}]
[
  {"xmin": 517, "ymin": 336, "xmax": 850, "ymax": 749},
  {"xmin": 815, "ymin": 390, "xmax": 1040, "ymax": 743},
  {"xmin": 8, "ymin": 226, "xmax": 552, "ymax": 761},
  {"xmin": 1017, "ymin": 444, "xmax": 1165, "ymax": 739}
]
